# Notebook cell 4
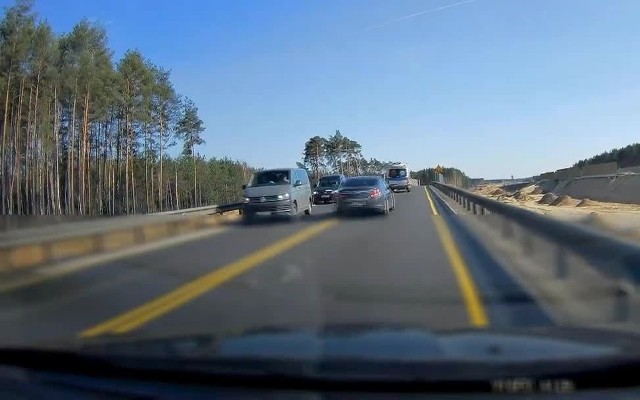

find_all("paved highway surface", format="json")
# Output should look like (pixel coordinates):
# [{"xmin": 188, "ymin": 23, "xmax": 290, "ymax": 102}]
[{"xmin": 0, "ymin": 188, "xmax": 552, "ymax": 347}]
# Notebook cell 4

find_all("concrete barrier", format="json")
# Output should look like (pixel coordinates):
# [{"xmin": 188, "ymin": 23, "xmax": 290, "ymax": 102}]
[
  {"xmin": 619, "ymin": 166, "xmax": 640, "ymax": 174},
  {"xmin": 0, "ymin": 211, "xmax": 240, "ymax": 272},
  {"xmin": 556, "ymin": 167, "xmax": 581, "ymax": 179},
  {"xmin": 555, "ymin": 175, "xmax": 640, "ymax": 204},
  {"xmin": 581, "ymin": 162, "xmax": 618, "ymax": 177},
  {"xmin": 540, "ymin": 172, "xmax": 556, "ymax": 180}
]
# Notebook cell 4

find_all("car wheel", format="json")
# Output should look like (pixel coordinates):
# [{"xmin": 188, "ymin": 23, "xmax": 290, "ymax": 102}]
[
  {"xmin": 382, "ymin": 199, "xmax": 390, "ymax": 216},
  {"xmin": 407, "ymin": 186, "xmax": 411, "ymax": 192},
  {"xmin": 289, "ymin": 202, "xmax": 299, "ymax": 222},
  {"xmin": 242, "ymin": 213, "xmax": 255, "ymax": 225},
  {"xmin": 304, "ymin": 201, "xmax": 312, "ymax": 215}
]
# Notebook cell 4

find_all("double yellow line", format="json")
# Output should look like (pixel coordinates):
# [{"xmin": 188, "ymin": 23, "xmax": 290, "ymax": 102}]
[
  {"xmin": 81, "ymin": 220, "xmax": 338, "ymax": 338},
  {"xmin": 424, "ymin": 187, "xmax": 488, "ymax": 327}
]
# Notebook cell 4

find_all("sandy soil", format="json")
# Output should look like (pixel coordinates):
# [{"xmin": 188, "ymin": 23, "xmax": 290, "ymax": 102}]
[{"xmin": 472, "ymin": 184, "xmax": 640, "ymax": 242}]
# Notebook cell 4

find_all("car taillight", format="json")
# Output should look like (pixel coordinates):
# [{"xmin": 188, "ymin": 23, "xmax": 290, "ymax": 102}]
[{"xmin": 369, "ymin": 188, "xmax": 381, "ymax": 198}]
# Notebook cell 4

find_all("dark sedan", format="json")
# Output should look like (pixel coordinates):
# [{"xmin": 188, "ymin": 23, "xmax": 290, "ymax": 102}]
[
  {"xmin": 336, "ymin": 176, "xmax": 395, "ymax": 216},
  {"xmin": 312, "ymin": 174, "xmax": 346, "ymax": 204}
]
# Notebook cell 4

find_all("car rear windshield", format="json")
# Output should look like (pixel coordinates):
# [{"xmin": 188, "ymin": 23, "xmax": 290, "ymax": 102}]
[
  {"xmin": 342, "ymin": 178, "xmax": 379, "ymax": 187},
  {"xmin": 389, "ymin": 168, "xmax": 407, "ymax": 178}
]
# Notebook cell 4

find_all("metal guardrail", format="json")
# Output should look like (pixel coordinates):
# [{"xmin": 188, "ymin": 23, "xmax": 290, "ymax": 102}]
[
  {"xmin": 151, "ymin": 203, "xmax": 243, "ymax": 216},
  {"xmin": 432, "ymin": 182, "xmax": 640, "ymax": 289}
]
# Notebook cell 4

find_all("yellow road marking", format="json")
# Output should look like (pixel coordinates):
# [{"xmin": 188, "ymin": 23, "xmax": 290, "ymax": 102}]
[
  {"xmin": 423, "ymin": 186, "xmax": 488, "ymax": 327},
  {"xmin": 424, "ymin": 186, "xmax": 438, "ymax": 216},
  {"xmin": 432, "ymin": 217, "xmax": 488, "ymax": 327},
  {"xmin": 80, "ymin": 220, "xmax": 339, "ymax": 338}
]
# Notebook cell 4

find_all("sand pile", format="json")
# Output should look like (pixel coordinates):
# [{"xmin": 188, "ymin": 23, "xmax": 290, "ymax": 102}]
[
  {"xmin": 490, "ymin": 188, "xmax": 506, "ymax": 196},
  {"xmin": 519, "ymin": 185, "xmax": 543, "ymax": 195},
  {"xmin": 576, "ymin": 198, "xmax": 599, "ymax": 207},
  {"xmin": 530, "ymin": 187, "xmax": 543, "ymax": 195},
  {"xmin": 513, "ymin": 191, "xmax": 531, "ymax": 201},
  {"xmin": 538, "ymin": 193, "xmax": 558, "ymax": 205},
  {"xmin": 550, "ymin": 195, "xmax": 577, "ymax": 207}
]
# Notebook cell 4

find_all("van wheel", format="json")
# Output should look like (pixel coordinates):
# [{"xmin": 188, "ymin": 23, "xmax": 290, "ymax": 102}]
[
  {"xmin": 289, "ymin": 202, "xmax": 299, "ymax": 222},
  {"xmin": 242, "ymin": 213, "xmax": 255, "ymax": 225},
  {"xmin": 304, "ymin": 201, "xmax": 312, "ymax": 215}
]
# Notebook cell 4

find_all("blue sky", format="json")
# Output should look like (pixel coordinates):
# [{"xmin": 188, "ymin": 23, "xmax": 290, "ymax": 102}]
[{"xmin": 10, "ymin": 0, "xmax": 640, "ymax": 178}]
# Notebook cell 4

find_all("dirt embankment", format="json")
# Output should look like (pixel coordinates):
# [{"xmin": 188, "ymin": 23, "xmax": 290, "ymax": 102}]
[{"xmin": 473, "ymin": 183, "xmax": 640, "ymax": 242}]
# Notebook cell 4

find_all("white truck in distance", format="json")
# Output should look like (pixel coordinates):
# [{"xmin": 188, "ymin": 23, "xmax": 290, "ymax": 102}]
[{"xmin": 383, "ymin": 163, "xmax": 411, "ymax": 192}]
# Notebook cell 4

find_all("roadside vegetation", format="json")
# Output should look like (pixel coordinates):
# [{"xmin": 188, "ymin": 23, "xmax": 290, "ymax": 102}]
[
  {"xmin": 574, "ymin": 143, "xmax": 640, "ymax": 169},
  {"xmin": 411, "ymin": 167, "xmax": 471, "ymax": 188},
  {"xmin": 301, "ymin": 131, "xmax": 398, "ymax": 184},
  {"xmin": 0, "ymin": 0, "xmax": 252, "ymax": 216}
]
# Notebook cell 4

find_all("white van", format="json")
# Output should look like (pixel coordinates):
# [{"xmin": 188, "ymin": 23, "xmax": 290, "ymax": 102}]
[
  {"xmin": 386, "ymin": 163, "xmax": 411, "ymax": 192},
  {"xmin": 241, "ymin": 168, "xmax": 313, "ymax": 223}
]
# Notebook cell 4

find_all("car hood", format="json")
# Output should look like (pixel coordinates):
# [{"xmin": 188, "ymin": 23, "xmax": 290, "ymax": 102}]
[
  {"xmin": 315, "ymin": 185, "xmax": 338, "ymax": 191},
  {"xmin": 72, "ymin": 324, "xmax": 640, "ymax": 363},
  {"xmin": 243, "ymin": 184, "xmax": 290, "ymax": 197}
]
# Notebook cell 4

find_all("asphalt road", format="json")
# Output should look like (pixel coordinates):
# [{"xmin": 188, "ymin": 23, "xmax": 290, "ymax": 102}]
[{"xmin": 0, "ymin": 187, "xmax": 552, "ymax": 347}]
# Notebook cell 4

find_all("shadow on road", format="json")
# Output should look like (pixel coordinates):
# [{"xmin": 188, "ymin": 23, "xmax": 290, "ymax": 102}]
[{"xmin": 232, "ymin": 204, "xmax": 387, "ymax": 227}]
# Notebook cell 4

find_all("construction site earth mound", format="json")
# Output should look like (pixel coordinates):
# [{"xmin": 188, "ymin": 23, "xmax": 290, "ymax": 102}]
[{"xmin": 472, "ymin": 174, "xmax": 640, "ymax": 243}]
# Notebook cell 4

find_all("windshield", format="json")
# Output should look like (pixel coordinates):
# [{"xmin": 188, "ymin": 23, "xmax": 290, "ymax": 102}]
[
  {"xmin": 318, "ymin": 177, "xmax": 341, "ymax": 187},
  {"xmin": 3, "ymin": 0, "xmax": 640, "ymax": 394},
  {"xmin": 248, "ymin": 170, "xmax": 290, "ymax": 186},
  {"xmin": 389, "ymin": 168, "xmax": 407, "ymax": 178}
]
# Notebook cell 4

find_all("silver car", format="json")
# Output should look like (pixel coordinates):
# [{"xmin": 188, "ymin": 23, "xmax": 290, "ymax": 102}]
[
  {"xmin": 242, "ymin": 168, "xmax": 313, "ymax": 223},
  {"xmin": 336, "ymin": 176, "xmax": 395, "ymax": 216}
]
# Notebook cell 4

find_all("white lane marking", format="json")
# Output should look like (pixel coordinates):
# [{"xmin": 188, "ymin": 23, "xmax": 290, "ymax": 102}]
[
  {"xmin": 429, "ymin": 186, "xmax": 457, "ymax": 214},
  {"xmin": 0, "ymin": 226, "xmax": 230, "ymax": 293}
]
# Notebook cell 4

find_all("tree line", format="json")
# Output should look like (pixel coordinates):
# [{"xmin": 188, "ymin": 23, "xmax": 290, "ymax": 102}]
[
  {"xmin": 0, "ymin": 0, "xmax": 252, "ymax": 216},
  {"xmin": 301, "ymin": 131, "xmax": 472, "ymax": 187},
  {"xmin": 301, "ymin": 130, "xmax": 400, "ymax": 183},
  {"xmin": 411, "ymin": 167, "xmax": 471, "ymax": 188},
  {"xmin": 573, "ymin": 142, "xmax": 640, "ymax": 169}
]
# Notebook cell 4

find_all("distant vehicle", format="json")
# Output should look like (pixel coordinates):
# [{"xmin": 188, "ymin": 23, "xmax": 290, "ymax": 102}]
[
  {"xmin": 312, "ymin": 174, "xmax": 346, "ymax": 204},
  {"xmin": 336, "ymin": 176, "xmax": 395, "ymax": 216},
  {"xmin": 241, "ymin": 168, "xmax": 312, "ymax": 223},
  {"xmin": 386, "ymin": 163, "xmax": 411, "ymax": 192}
]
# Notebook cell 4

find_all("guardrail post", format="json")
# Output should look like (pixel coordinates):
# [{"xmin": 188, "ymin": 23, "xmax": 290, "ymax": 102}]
[
  {"xmin": 555, "ymin": 246, "xmax": 568, "ymax": 279},
  {"xmin": 472, "ymin": 203, "xmax": 477, "ymax": 215},
  {"xmin": 480, "ymin": 206, "xmax": 485, "ymax": 216},
  {"xmin": 520, "ymin": 230, "xmax": 533, "ymax": 255},
  {"xmin": 502, "ymin": 218, "xmax": 513, "ymax": 237},
  {"xmin": 614, "ymin": 285, "xmax": 630, "ymax": 322},
  {"xmin": 466, "ymin": 199, "xmax": 471, "ymax": 211}
]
